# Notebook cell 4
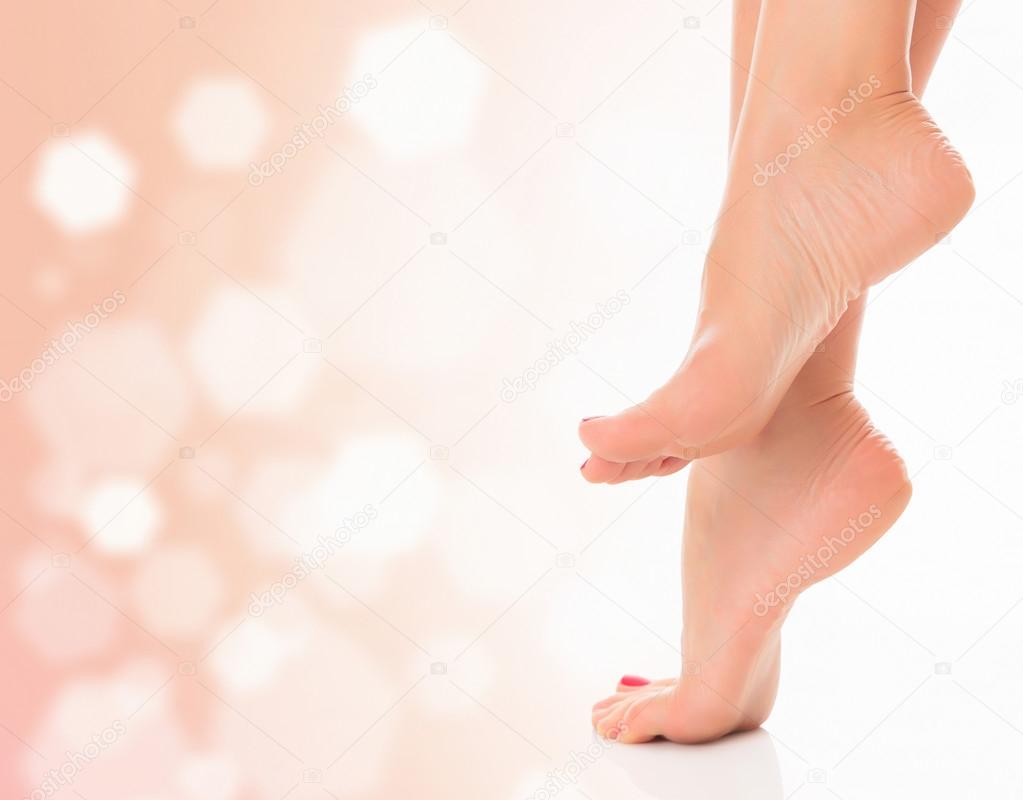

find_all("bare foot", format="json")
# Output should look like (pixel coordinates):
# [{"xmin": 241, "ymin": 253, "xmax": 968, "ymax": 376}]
[
  {"xmin": 579, "ymin": 90, "xmax": 973, "ymax": 483},
  {"xmin": 591, "ymin": 387, "xmax": 912, "ymax": 743}
]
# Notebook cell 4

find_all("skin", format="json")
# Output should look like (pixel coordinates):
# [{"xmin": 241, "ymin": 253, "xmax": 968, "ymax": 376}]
[
  {"xmin": 578, "ymin": 0, "xmax": 973, "ymax": 484},
  {"xmin": 587, "ymin": 0, "xmax": 967, "ymax": 744}
]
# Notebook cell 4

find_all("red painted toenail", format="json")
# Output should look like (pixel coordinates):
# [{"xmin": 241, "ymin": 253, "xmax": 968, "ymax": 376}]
[{"xmin": 620, "ymin": 675, "xmax": 649, "ymax": 687}]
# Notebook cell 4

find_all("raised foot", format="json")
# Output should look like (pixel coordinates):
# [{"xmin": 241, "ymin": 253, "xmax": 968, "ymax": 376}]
[{"xmin": 580, "ymin": 91, "xmax": 973, "ymax": 482}]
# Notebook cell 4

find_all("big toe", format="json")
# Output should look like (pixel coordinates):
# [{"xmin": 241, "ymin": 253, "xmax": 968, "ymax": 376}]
[
  {"xmin": 579, "ymin": 331, "xmax": 791, "ymax": 464},
  {"xmin": 617, "ymin": 675, "xmax": 652, "ymax": 690},
  {"xmin": 579, "ymin": 404, "xmax": 686, "ymax": 464}
]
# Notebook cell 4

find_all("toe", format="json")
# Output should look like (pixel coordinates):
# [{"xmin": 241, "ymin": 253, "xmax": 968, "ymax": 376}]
[
  {"xmin": 644, "ymin": 456, "xmax": 689, "ymax": 479},
  {"xmin": 592, "ymin": 692, "xmax": 629, "ymax": 713},
  {"xmin": 606, "ymin": 459, "xmax": 656, "ymax": 484},
  {"xmin": 583, "ymin": 455, "xmax": 688, "ymax": 486},
  {"xmin": 616, "ymin": 695, "xmax": 662, "ymax": 743},
  {"xmin": 591, "ymin": 696, "xmax": 624, "ymax": 730},
  {"xmin": 617, "ymin": 676, "xmax": 674, "ymax": 693},
  {"xmin": 617, "ymin": 674, "xmax": 651, "ymax": 690},
  {"xmin": 591, "ymin": 703, "xmax": 619, "ymax": 729},
  {"xmin": 596, "ymin": 694, "xmax": 662, "ymax": 744},
  {"xmin": 580, "ymin": 455, "xmax": 627, "ymax": 483},
  {"xmin": 579, "ymin": 327, "xmax": 801, "ymax": 463},
  {"xmin": 595, "ymin": 702, "xmax": 629, "ymax": 740},
  {"xmin": 579, "ymin": 403, "xmax": 682, "ymax": 464}
]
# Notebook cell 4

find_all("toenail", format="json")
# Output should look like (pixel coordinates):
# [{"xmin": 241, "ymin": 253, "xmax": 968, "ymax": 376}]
[
  {"xmin": 580, "ymin": 459, "xmax": 589, "ymax": 470},
  {"xmin": 580, "ymin": 416, "xmax": 604, "ymax": 423},
  {"xmin": 620, "ymin": 675, "xmax": 649, "ymax": 687}
]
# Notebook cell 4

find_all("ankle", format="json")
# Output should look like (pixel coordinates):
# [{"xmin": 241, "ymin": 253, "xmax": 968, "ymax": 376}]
[
  {"xmin": 741, "ymin": 67, "xmax": 909, "ymax": 143},
  {"xmin": 750, "ymin": 0, "xmax": 914, "ymax": 111}
]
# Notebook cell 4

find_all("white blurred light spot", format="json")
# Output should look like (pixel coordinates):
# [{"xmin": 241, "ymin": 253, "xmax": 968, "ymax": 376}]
[
  {"xmin": 33, "ymin": 133, "xmax": 135, "ymax": 234},
  {"xmin": 186, "ymin": 287, "xmax": 308, "ymax": 415},
  {"xmin": 30, "ymin": 661, "xmax": 186, "ymax": 795},
  {"xmin": 210, "ymin": 616, "xmax": 304, "ymax": 692},
  {"xmin": 83, "ymin": 479, "xmax": 162, "ymax": 554},
  {"xmin": 279, "ymin": 433, "xmax": 439, "ymax": 557},
  {"xmin": 39, "ymin": 660, "xmax": 167, "ymax": 754},
  {"xmin": 132, "ymin": 546, "xmax": 224, "ymax": 638},
  {"xmin": 350, "ymin": 23, "xmax": 486, "ymax": 157},
  {"xmin": 173, "ymin": 78, "xmax": 268, "ymax": 168}
]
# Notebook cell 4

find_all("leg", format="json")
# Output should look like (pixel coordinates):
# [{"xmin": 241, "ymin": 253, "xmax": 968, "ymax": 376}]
[
  {"xmin": 579, "ymin": 0, "xmax": 973, "ymax": 480},
  {"xmin": 591, "ymin": 0, "xmax": 963, "ymax": 744}
]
